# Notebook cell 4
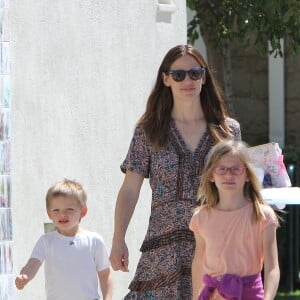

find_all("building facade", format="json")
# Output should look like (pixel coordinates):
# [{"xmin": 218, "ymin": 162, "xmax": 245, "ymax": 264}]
[{"xmin": 9, "ymin": 1, "xmax": 187, "ymax": 299}]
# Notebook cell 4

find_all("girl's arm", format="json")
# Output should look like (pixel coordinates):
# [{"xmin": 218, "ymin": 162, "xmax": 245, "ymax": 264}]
[
  {"xmin": 192, "ymin": 233, "xmax": 205, "ymax": 300},
  {"xmin": 263, "ymin": 224, "xmax": 280, "ymax": 300},
  {"xmin": 109, "ymin": 170, "xmax": 144, "ymax": 272},
  {"xmin": 98, "ymin": 267, "xmax": 113, "ymax": 300},
  {"xmin": 15, "ymin": 258, "xmax": 42, "ymax": 290}
]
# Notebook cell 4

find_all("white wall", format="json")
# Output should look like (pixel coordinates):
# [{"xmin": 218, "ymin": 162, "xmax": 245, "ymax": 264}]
[{"xmin": 10, "ymin": 1, "xmax": 187, "ymax": 299}]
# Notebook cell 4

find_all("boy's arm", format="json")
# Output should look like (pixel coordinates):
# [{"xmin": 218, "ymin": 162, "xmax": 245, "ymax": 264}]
[
  {"xmin": 263, "ymin": 224, "xmax": 280, "ymax": 300},
  {"xmin": 15, "ymin": 258, "xmax": 42, "ymax": 290},
  {"xmin": 98, "ymin": 267, "xmax": 113, "ymax": 300}
]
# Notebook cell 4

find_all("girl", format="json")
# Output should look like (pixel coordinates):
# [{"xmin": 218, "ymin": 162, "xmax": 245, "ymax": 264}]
[{"xmin": 189, "ymin": 140, "xmax": 280, "ymax": 300}]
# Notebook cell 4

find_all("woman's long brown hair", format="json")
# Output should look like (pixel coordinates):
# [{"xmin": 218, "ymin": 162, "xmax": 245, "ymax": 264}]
[{"xmin": 138, "ymin": 44, "xmax": 233, "ymax": 149}]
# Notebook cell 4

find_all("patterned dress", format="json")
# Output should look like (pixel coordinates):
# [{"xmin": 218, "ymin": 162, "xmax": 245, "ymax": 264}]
[{"xmin": 121, "ymin": 118, "xmax": 241, "ymax": 300}]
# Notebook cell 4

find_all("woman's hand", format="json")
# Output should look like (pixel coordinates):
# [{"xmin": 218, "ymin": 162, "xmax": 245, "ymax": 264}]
[{"xmin": 109, "ymin": 237, "xmax": 129, "ymax": 272}]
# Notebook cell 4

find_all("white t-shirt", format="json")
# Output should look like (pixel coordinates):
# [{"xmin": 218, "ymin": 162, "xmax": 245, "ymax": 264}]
[{"xmin": 30, "ymin": 230, "xmax": 110, "ymax": 300}]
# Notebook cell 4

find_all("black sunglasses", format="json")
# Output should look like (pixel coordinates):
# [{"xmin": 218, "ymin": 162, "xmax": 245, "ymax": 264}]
[{"xmin": 166, "ymin": 67, "xmax": 205, "ymax": 82}]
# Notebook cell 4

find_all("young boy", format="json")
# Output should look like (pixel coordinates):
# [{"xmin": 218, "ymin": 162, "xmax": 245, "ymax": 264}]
[{"xmin": 15, "ymin": 179, "xmax": 113, "ymax": 300}]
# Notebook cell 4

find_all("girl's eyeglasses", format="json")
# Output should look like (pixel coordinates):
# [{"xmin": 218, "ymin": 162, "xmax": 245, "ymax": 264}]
[
  {"xmin": 166, "ymin": 67, "xmax": 205, "ymax": 82},
  {"xmin": 214, "ymin": 166, "xmax": 246, "ymax": 176}
]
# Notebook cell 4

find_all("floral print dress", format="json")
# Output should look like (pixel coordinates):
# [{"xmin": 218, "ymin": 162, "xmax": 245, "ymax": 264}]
[{"xmin": 121, "ymin": 118, "xmax": 241, "ymax": 300}]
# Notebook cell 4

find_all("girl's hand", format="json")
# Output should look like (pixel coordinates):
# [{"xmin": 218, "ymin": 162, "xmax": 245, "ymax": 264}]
[{"xmin": 15, "ymin": 274, "xmax": 29, "ymax": 290}]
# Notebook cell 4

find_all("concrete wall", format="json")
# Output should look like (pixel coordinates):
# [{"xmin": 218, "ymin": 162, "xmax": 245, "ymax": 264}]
[
  {"xmin": 196, "ymin": 38, "xmax": 300, "ymax": 150},
  {"xmin": 223, "ymin": 43, "xmax": 300, "ymax": 149},
  {"xmin": 10, "ymin": 1, "xmax": 187, "ymax": 299},
  {"xmin": 285, "ymin": 50, "xmax": 300, "ymax": 147}
]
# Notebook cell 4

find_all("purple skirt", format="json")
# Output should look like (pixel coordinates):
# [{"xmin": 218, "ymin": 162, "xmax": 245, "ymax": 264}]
[{"xmin": 198, "ymin": 273, "xmax": 263, "ymax": 300}]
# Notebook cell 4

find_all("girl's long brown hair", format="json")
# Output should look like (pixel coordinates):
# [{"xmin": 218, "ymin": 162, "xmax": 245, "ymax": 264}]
[
  {"xmin": 138, "ymin": 44, "xmax": 233, "ymax": 149},
  {"xmin": 197, "ymin": 140, "xmax": 268, "ymax": 223}
]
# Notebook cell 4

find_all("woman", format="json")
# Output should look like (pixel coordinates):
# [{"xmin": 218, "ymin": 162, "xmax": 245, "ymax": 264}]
[{"xmin": 110, "ymin": 44, "xmax": 241, "ymax": 299}]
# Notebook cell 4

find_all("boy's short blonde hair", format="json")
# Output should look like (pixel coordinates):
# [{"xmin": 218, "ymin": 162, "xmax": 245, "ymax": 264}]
[{"xmin": 46, "ymin": 179, "xmax": 87, "ymax": 210}]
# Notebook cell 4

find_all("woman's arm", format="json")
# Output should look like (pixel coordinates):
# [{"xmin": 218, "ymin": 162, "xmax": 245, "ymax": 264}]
[
  {"xmin": 98, "ymin": 267, "xmax": 113, "ymax": 300},
  {"xmin": 15, "ymin": 258, "xmax": 42, "ymax": 290},
  {"xmin": 263, "ymin": 224, "xmax": 280, "ymax": 300},
  {"xmin": 192, "ymin": 233, "xmax": 205, "ymax": 300},
  {"xmin": 109, "ymin": 170, "xmax": 144, "ymax": 272}
]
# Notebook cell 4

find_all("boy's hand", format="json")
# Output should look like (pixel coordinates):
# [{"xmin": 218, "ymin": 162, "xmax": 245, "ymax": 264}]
[
  {"xmin": 15, "ymin": 274, "xmax": 29, "ymax": 290},
  {"xmin": 15, "ymin": 258, "xmax": 42, "ymax": 290}
]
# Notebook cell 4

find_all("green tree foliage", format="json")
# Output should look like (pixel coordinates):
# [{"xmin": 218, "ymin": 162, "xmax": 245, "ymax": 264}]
[{"xmin": 187, "ymin": 0, "xmax": 300, "ymax": 57}]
